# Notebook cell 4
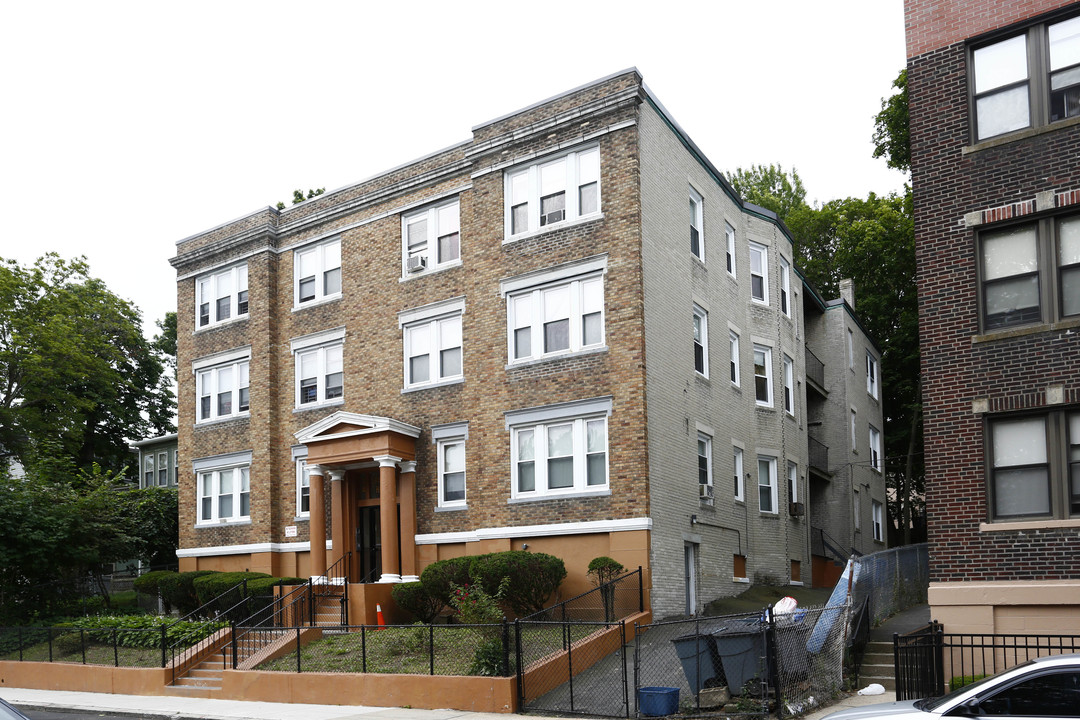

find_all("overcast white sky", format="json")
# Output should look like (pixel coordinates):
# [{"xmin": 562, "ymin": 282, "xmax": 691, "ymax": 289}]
[{"xmin": 0, "ymin": 1, "xmax": 908, "ymax": 337}]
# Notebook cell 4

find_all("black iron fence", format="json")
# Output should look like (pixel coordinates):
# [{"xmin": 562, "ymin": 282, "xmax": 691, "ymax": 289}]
[
  {"xmin": 0, "ymin": 624, "xmax": 216, "ymax": 669},
  {"xmin": 894, "ymin": 622, "xmax": 1080, "ymax": 700}
]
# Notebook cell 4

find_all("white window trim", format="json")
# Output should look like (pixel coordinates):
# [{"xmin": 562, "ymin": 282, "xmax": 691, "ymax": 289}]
[
  {"xmin": 437, "ymin": 436, "xmax": 467, "ymax": 510},
  {"xmin": 782, "ymin": 354, "xmax": 795, "ymax": 417},
  {"xmin": 779, "ymin": 256, "xmax": 791, "ymax": 317},
  {"xmin": 733, "ymin": 445, "xmax": 745, "ymax": 502},
  {"xmin": 753, "ymin": 344, "xmax": 773, "ymax": 407},
  {"xmin": 867, "ymin": 351, "xmax": 880, "ymax": 400},
  {"xmin": 725, "ymin": 221, "xmax": 737, "ymax": 278},
  {"xmin": 506, "ymin": 397, "xmax": 612, "ymax": 501},
  {"xmin": 851, "ymin": 408, "xmax": 859, "ymax": 451},
  {"xmin": 872, "ymin": 500, "xmax": 884, "ymax": 542},
  {"xmin": 729, "ymin": 331, "xmax": 741, "ymax": 387},
  {"xmin": 295, "ymin": 459, "xmax": 311, "ymax": 519},
  {"xmin": 690, "ymin": 186, "xmax": 705, "ymax": 262},
  {"xmin": 501, "ymin": 258, "xmax": 607, "ymax": 365},
  {"xmin": 195, "ymin": 263, "xmax": 248, "ymax": 330},
  {"xmin": 788, "ymin": 460, "xmax": 799, "ymax": 507},
  {"xmin": 749, "ymin": 242, "xmax": 769, "ymax": 305},
  {"xmin": 854, "ymin": 489, "xmax": 862, "ymax": 530},
  {"xmin": 158, "ymin": 451, "xmax": 169, "ymax": 486},
  {"xmin": 195, "ymin": 357, "xmax": 250, "ymax": 424},
  {"xmin": 758, "ymin": 455, "xmax": 778, "ymax": 514},
  {"xmin": 504, "ymin": 144, "xmax": 601, "ymax": 241},
  {"xmin": 143, "ymin": 454, "xmax": 154, "ymax": 488},
  {"xmin": 193, "ymin": 451, "xmax": 253, "ymax": 526},
  {"xmin": 401, "ymin": 198, "xmax": 462, "ymax": 278},
  {"xmin": 697, "ymin": 432, "xmax": 713, "ymax": 489},
  {"xmin": 291, "ymin": 328, "xmax": 346, "ymax": 410},
  {"xmin": 869, "ymin": 425, "xmax": 883, "ymax": 473},
  {"xmin": 293, "ymin": 237, "xmax": 342, "ymax": 309},
  {"xmin": 399, "ymin": 299, "xmax": 465, "ymax": 391},
  {"xmin": 693, "ymin": 304, "xmax": 709, "ymax": 378}
]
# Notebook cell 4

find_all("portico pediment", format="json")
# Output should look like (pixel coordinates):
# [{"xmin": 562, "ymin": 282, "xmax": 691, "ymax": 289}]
[{"xmin": 295, "ymin": 411, "xmax": 421, "ymax": 465}]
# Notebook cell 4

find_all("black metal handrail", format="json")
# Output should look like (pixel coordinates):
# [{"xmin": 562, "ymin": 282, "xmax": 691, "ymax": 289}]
[
  {"xmin": 322, "ymin": 552, "xmax": 352, "ymax": 625},
  {"xmin": 168, "ymin": 593, "xmax": 250, "ymax": 683},
  {"xmin": 230, "ymin": 580, "xmax": 314, "ymax": 669}
]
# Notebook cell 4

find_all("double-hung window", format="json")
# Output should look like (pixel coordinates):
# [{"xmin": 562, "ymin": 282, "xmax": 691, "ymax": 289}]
[
  {"xmin": 788, "ymin": 461, "xmax": 798, "ymax": 506},
  {"xmin": 749, "ymin": 243, "xmax": 769, "ymax": 303},
  {"xmin": 866, "ymin": 352, "xmax": 880, "ymax": 399},
  {"xmin": 291, "ymin": 328, "xmax": 345, "ymax": 408},
  {"xmin": 693, "ymin": 305, "xmax": 708, "ymax": 377},
  {"xmin": 869, "ymin": 425, "xmax": 883, "ymax": 473},
  {"xmin": 403, "ymin": 199, "xmax": 460, "ymax": 276},
  {"xmin": 690, "ymin": 187, "xmax": 704, "ymax": 260},
  {"xmin": 158, "ymin": 451, "xmax": 169, "ymax": 486},
  {"xmin": 399, "ymin": 298, "xmax": 465, "ymax": 390},
  {"xmin": 194, "ymin": 452, "xmax": 251, "ymax": 524},
  {"xmin": 729, "ymin": 331, "xmax": 740, "ymax": 386},
  {"xmin": 872, "ymin": 500, "xmax": 884, "ymax": 542},
  {"xmin": 143, "ymin": 455, "xmax": 154, "ymax": 487},
  {"xmin": 980, "ymin": 215, "xmax": 1080, "ymax": 331},
  {"xmin": 508, "ymin": 398, "xmax": 610, "ymax": 499},
  {"xmin": 296, "ymin": 460, "xmax": 311, "ymax": 517},
  {"xmin": 782, "ymin": 354, "xmax": 794, "ymax": 416},
  {"xmin": 851, "ymin": 408, "xmax": 858, "ymax": 451},
  {"xmin": 733, "ymin": 446, "xmax": 745, "ymax": 501},
  {"xmin": 758, "ymin": 456, "xmax": 777, "ymax": 513},
  {"xmin": 194, "ymin": 347, "xmax": 251, "ymax": 423},
  {"xmin": 196, "ymin": 264, "xmax": 248, "ymax": 328},
  {"xmin": 779, "ymin": 257, "xmax": 791, "ymax": 316},
  {"xmin": 971, "ymin": 14, "xmax": 1080, "ymax": 142},
  {"xmin": 698, "ymin": 433, "xmax": 713, "ymax": 501},
  {"xmin": 988, "ymin": 410, "xmax": 1080, "ymax": 521},
  {"xmin": 753, "ymin": 345, "xmax": 773, "ymax": 406},
  {"xmin": 505, "ymin": 146, "xmax": 600, "ymax": 238},
  {"xmin": 294, "ymin": 238, "xmax": 341, "ymax": 306},
  {"xmin": 725, "ymin": 222, "xmax": 736, "ymax": 276},
  {"xmin": 502, "ymin": 256, "xmax": 606, "ymax": 364}
]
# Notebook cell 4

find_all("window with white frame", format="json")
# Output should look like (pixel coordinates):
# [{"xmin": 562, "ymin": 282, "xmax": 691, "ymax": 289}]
[
  {"xmin": 439, "ymin": 438, "xmax": 466, "ymax": 507},
  {"xmin": 403, "ymin": 199, "xmax": 460, "ymax": 275},
  {"xmin": 729, "ymin": 331, "xmax": 740, "ymax": 386},
  {"xmin": 782, "ymin": 354, "xmax": 794, "ymax": 416},
  {"xmin": 866, "ymin": 352, "xmax": 879, "ymax": 399},
  {"xmin": 847, "ymin": 328, "xmax": 855, "ymax": 369},
  {"xmin": 693, "ymin": 305, "xmax": 708, "ymax": 377},
  {"xmin": 749, "ymin": 243, "xmax": 769, "ymax": 303},
  {"xmin": 970, "ymin": 14, "xmax": 1080, "ymax": 142},
  {"xmin": 690, "ymin": 187, "xmax": 704, "ymax": 261},
  {"xmin": 753, "ymin": 345, "xmax": 772, "ymax": 406},
  {"xmin": 779, "ymin": 257, "xmax": 791, "ymax": 316},
  {"xmin": 854, "ymin": 489, "xmax": 862, "ymax": 530},
  {"xmin": 698, "ymin": 433, "xmax": 712, "ymax": 500},
  {"xmin": 758, "ymin": 456, "xmax": 778, "ymax": 513},
  {"xmin": 158, "ymin": 451, "xmax": 168, "ymax": 486},
  {"xmin": 505, "ymin": 146, "xmax": 600, "ymax": 237},
  {"xmin": 725, "ymin": 222, "xmax": 736, "ymax": 276},
  {"xmin": 502, "ymin": 259, "xmax": 606, "ymax": 364},
  {"xmin": 403, "ymin": 315, "xmax": 462, "ymax": 388},
  {"xmin": 294, "ymin": 238, "xmax": 341, "ymax": 306},
  {"xmin": 296, "ymin": 460, "xmax": 311, "ymax": 517},
  {"xmin": 196, "ymin": 264, "xmax": 248, "ymax": 329},
  {"xmin": 143, "ymin": 454, "xmax": 154, "ymax": 487},
  {"xmin": 869, "ymin": 425, "xmax": 883, "ymax": 473},
  {"xmin": 733, "ymin": 446, "xmax": 745, "ymax": 501},
  {"xmin": 194, "ymin": 348, "xmax": 251, "ymax": 424},
  {"xmin": 788, "ymin": 461, "xmax": 798, "ymax": 506},
  {"xmin": 508, "ymin": 398, "xmax": 610, "ymax": 499},
  {"xmin": 988, "ymin": 410, "xmax": 1080, "ymax": 520},
  {"xmin": 195, "ymin": 452, "xmax": 251, "ymax": 524},
  {"xmin": 292, "ymin": 329, "xmax": 345, "ymax": 408},
  {"xmin": 872, "ymin": 500, "xmax": 884, "ymax": 542},
  {"xmin": 851, "ymin": 408, "xmax": 858, "ymax": 451}
]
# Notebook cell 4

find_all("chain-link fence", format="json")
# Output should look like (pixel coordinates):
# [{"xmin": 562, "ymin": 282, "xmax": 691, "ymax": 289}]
[
  {"xmin": 634, "ymin": 604, "xmax": 850, "ymax": 718},
  {"xmin": 523, "ymin": 568, "xmax": 644, "ymax": 623},
  {"xmin": 0, "ymin": 626, "xmax": 169, "ymax": 668},
  {"xmin": 850, "ymin": 544, "xmax": 928, "ymax": 627}
]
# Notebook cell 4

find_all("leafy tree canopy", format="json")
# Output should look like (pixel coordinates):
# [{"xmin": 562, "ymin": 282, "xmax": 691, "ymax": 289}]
[
  {"xmin": 872, "ymin": 68, "xmax": 910, "ymax": 174},
  {"xmin": 0, "ymin": 254, "xmax": 174, "ymax": 474},
  {"xmin": 728, "ymin": 164, "xmax": 808, "ymax": 223}
]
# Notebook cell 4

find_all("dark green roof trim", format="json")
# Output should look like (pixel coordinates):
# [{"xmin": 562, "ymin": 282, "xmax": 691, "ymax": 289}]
[
  {"xmin": 641, "ymin": 88, "xmax": 796, "ymax": 252},
  {"xmin": 825, "ymin": 299, "xmax": 883, "ymax": 354}
]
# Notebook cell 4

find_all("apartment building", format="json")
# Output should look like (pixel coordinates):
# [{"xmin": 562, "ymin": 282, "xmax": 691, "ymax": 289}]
[
  {"xmin": 906, "ymin": 1, "xmax": 1080, "ymax": 632},
  {"xmin": 170, "ymin": 70, "xmax": 886, "ymax": 618},
  {"xmin": 132, "ymin": 433, "xmax": 179, "ymax": 489}
]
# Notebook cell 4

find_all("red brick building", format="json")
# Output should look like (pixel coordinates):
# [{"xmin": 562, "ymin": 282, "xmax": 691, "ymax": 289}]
[{"xmin": 906, "ymin": 0, "xmax": 1080, "ymax": 632}]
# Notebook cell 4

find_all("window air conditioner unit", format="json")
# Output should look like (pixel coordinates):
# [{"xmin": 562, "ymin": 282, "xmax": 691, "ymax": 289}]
[
  {"xmin": 699, "ymin": 484, "xmax": 714, "ymax": 500},
  {"xmin": 406, "ymin": 255, "xmax": 427, "ymax": 273},
  {"xmin": 541, "ymin": 209, "xmax": 565, "ymax": 226},
  {"xmin": 789, "ymin": 501, "xmax": 805, "ymax": 517}
]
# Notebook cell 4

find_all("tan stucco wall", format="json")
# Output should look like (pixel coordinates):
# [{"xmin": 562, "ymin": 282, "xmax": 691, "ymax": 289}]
[{"xmin": 930, "ymin": 580, "xmax": 1080, "ymax": 634}]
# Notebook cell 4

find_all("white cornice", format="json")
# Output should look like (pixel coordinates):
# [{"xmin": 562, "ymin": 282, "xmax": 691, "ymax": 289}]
[
  {"xmin": 176, "ymin": 540, "xmax": 331, "ymax": 558},
  {"xmin": 414, "ymin": 517, "xmax": 651, "ymax": 545}
]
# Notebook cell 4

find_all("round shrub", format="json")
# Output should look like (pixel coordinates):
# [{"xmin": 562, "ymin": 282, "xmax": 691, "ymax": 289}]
[
  {"xmin": 419, "ymin": 556, "xmax": 473, "ymax": 607},
  {"xmin": 158, "ymin": 570, "xmax": 218, "ymax": 617},
  {"xmin": 391, "ymin": 581, "xmax": 444, "ymax": 624},
  {"xmin": 470, "ymin": 551, "xmax": 566, "ymax": 616},
  {"xmin": 192, "ymin": 571, "xmax": 271, "ymax": 608},
  {"xmin": 587, "ymin": 556, "xmax": 626, "ymax": 586},
  {"xmin": 133, "ymin": 570, "xmax": 177, "ymax": 597}
]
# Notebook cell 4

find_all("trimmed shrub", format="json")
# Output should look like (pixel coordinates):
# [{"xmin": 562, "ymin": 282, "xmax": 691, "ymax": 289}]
[
  {"xmin": 246, "ymin": 576, "xmax": 305, "ymax": 597},
  {"xmin": 391, "ymin": 582, "xmax": 444, "ymax": 624},
  {"xmin": 587, "ymin": 556, "xmax": 625, "ymax": 586},
  {"xmin": 192, "ymin": 572, "xmax": 270, "ymax": 608},
  {"xmin": 470, "ymin": 551, "xmax": 566, "ymax": 616},
  {"xmin": 133, "ymin": 570, "xmax": 177, "ymax": 597},
  {"xmin": 158, "ymin": 571, "xmax": 217, "ymax": 617},
  {"xmin": 419, "ymin": 556, "xmax": 473, "ymax": 608}
]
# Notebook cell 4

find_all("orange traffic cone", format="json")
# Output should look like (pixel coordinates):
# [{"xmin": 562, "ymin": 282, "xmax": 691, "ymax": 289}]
[{"xmin": 376, "ymin": 603, "xmax": 385, "ymax": 630}]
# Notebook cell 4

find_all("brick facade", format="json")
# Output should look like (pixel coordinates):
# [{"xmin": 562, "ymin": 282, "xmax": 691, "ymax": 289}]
[
  {"xmin": 906, "ymin": 1, "xmax": 1080, "ymax": 629},
  {"xmin": 171, "ymin": 70, "xmax": 884, "ymax": 617}
]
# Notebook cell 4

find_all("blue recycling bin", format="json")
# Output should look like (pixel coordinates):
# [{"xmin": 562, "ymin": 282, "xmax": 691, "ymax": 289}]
[{"xmin": 638, "ymin": 686, "xmax": 679, "ymax": 716}]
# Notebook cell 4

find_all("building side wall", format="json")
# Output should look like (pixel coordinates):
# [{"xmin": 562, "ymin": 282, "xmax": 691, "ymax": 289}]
[{"xmin": 905, "ymin": 0, "xmax": 1075, "ymax": 57}]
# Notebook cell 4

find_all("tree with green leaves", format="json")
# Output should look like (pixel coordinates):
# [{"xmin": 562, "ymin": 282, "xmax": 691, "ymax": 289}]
[
  {"xmin": 728, "ymin": 164, "xmax": 809, "ymax": 223},
  {"xmin": 872, "ymin": 69, "xmax": 910, "ymax": 174},
  {"xmin": 0, "ymin": 254, "xmax": 175, "ymax": 474}
]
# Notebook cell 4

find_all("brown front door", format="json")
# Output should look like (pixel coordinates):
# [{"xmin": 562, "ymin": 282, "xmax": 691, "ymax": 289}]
[{"xmin": 356, "ymin": 505, "xmax": 381, "ymax": 583}]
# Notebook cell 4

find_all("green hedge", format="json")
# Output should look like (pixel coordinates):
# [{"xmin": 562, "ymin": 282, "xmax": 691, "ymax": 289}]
[
  {"xmin": 192, "ymin": 572, "xmax": 271, "ymax": 608},
  {"xmin": 418, "ymin": 556, "xmax": 473, "ymax": 608},
  {"xmin": 469, "ymin": 551, "xmax": 566, "ymax": 615},
  {"xmin": 133, "ymin": 570, "xmax": 177, "ymax": 598},
  {"xmin": 158, "ymin": 571, "xmax": 218, "ymax": 617},
  {"xmin": 391, "ymin": 582, "xmax": 443, "ymax": 623}
]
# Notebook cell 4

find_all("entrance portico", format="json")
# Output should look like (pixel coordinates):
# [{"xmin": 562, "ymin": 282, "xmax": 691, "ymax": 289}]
[{"xmin": 295, "ymin": 412, "xmax": 421, "ymax": 584}]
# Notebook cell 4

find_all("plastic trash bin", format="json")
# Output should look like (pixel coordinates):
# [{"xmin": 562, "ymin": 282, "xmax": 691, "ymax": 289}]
[
  {"xmin": 638, "ymin": 686, "xmax": 680, "ymax": 716},
  {"xmin": 671, "ymin": 630, "xmax": 724, "ymax": 693},
  {"xmin": 774, "ymin": 617, "xmax": 811, "ymax": 679},
  {"xmin": 712, "ymin": 619, "xmax": 768, "ymax": 692}
]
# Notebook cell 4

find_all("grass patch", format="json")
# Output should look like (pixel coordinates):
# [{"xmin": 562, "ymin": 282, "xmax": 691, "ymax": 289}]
[
  {"xmin": 949, "ymin": 674, "xmax": 987, "ymax": 690},
  {"xmin": 703, "ymin": 585, "xmax": 833, "ymax": 618},
  {"xmin": 1, "ymin": 633, "xmax": 163, "ymax": 667}
]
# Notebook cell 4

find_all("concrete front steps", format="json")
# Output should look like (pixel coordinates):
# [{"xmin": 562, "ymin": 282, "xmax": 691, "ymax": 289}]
[
  {"xmin": 165, "ymin": 650, "xmax": 227, "ymax": 696},
  {"xmin": 859, "ymin": 640, "xmax": 896, "ymax": 692}
]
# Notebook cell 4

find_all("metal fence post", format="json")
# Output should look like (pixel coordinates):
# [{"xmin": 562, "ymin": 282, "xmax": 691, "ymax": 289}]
[
  {"xmin": 48, "ymin": 627, "xmax": 53, "ymax": 663},
  {"xmin": 567, "ymin": 617, "xmax": 575, "ymax": 713},
  {"xmin": 113, "ymin": 628, "xmax": 119, "ymax": 667},
  {"xmin": 620, "ymin": 620, "xmax": 629, "ymax": 719},
  {"xmin": 230, "ymin": 622, "xmax": 237, "ymax": 669},
  {"xmin": 637, "ymin": 567, "xmax": 644, "ymax": 613},
  {"xmin": 361, "ymin": 624, "xmax": 367, "ymax": 674},
  {"xmin": 160, "ymin": 624, "xmax": 167, "ymax": 668},
  {"xmin": 769, "ymin": 609, "xmax": 783, "ymax": 719},
  {"xmin": 501, "ymin": 619, "xmax": 510, "ymax": 677},
  {"xmin": 19, "ymin": 627, "xmax": 24, "ymax": 662},
  {"xmin": 515, "ymin": 620, "xmax": 524, "ymax": 711},
  {"xmin": 429, "ymin": 624, "xmax": 435, "ymax": 676},
  {"xmin": 296, "ymin": 627, "xmax": 301, "ymax": 673},
  {"xmin": 80, "ymin": 628, "xmax": 86, "ymax": 664}
]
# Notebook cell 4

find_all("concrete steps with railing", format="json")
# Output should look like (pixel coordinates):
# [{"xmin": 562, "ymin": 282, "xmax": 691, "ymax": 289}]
[{"xmin": 858, "ymin": 640, "xmax": 896, "ymax": 691}]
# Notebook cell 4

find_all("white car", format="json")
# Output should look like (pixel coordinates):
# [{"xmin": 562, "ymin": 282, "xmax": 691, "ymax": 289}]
[{"xmin": 822, "ymin": 654, "xmax": 1080, "ymax": 719}]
